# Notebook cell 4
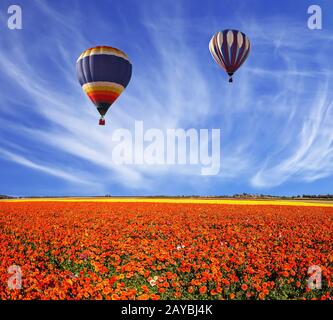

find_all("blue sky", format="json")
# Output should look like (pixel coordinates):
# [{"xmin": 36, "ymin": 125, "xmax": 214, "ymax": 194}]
[{"xmin": 0, "ymin": 0, "xmax": 333, "ymax": 196}]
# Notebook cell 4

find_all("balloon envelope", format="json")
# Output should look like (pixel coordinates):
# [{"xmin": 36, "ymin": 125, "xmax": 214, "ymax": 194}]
[
  {"xmin": 76, "ymin": 46, "xmax": 132, "ymax": 122},
  {"xmin": 209, "ymin": 30, "xmax": 250, "ymax": 82}
]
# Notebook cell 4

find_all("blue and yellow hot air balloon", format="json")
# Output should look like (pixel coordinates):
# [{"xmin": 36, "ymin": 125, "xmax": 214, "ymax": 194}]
[{"xmin": 76, "ymin": 46, "xmax": 132, "ymax": 125}]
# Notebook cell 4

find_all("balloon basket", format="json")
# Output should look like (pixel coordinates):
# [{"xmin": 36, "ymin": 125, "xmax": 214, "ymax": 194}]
[{"xmin": 99, "ymin": 118, "xmax": 105, "ymax": 126}]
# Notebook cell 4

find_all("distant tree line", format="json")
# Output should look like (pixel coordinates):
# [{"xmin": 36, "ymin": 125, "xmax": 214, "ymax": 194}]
[
  {"xmin": 232, "ymin": 193, "xmax": 333, "ymax": 199},
  {"xmin": 0, "ymin": 195, "xmax": 15, "ymax": 199},
  {"xmin": 301, "ymin": 194, "xmax": 333, "ymax": 199},
  {"xmin": 1, "ymin": 193, "xmax": 333, "ymax": 200}
]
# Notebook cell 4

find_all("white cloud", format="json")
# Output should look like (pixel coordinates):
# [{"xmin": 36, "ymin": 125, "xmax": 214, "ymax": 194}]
[
  {"xmin": 0, "ymin": 2, "xmax": 333, "ymax": 193},
  {"xmin": 0, "ymin": 147, "xmax": 93, "ymax": 185},
  {"xmin": 251, "ymin": 88, "xmax": 333, "ymax": 188}
]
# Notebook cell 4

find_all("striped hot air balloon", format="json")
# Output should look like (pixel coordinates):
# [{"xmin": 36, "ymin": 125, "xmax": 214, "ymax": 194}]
[
  {"xmin": 209, "ymin": 29, "xmax": 250, "ymax": 83},
  {"xmin": 76, "ymin": 46, "xmax": 132, "ymax": 125}
]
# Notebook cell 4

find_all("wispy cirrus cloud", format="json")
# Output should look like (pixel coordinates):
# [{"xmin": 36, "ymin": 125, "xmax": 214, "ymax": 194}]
[
  {"xmin": 245, "ymin": 18, "xmax": 333, "ymax": 188},
  {"xmin": 0, "ymin": 1, "xmax": 333, "ymax": 194},
  {"xmin": 0, "ymin": 1, "xmax": 226, "ymax": 192},
  {"xmin": 251, "ymin": 84, "xmax": 333, "ymax": 187},
  {"xmin": 0, "ymin": 147, "xmax": 93, "ymax": 185}
]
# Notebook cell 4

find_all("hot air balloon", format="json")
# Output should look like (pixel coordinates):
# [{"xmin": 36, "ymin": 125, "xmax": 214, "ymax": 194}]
[
  {"xmin": 76, "ymin": 46, "xmax": 132, "ymax": 125},
  {"xmin": 209, "ymin": 29, "xmax": 250, "ymax": 83}
]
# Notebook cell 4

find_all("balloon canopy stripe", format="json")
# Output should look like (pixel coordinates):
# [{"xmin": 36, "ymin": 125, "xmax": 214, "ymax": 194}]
[
  {"xmin": 82, "ymin": 82, "xmax": 123, "ymax": 108},
  {"xmin": 77, "ymin": 54, "xmax": 132, "ymax": 88},
  {"xmin": 77, "ymin": 46, "xmax": 130, "ymax": 62},
  {"xmin": 82, "ymin": 82, "xmax": 125, "ymax": 95},
  {"xmin": 87, "ymin": 92, "xmax": 120, "ymax": 103}
]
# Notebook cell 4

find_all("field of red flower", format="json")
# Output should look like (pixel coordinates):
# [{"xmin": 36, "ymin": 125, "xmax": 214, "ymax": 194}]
[{"xmin": 0, "ymin": 201, "xmax": 332, "ymax": 300}]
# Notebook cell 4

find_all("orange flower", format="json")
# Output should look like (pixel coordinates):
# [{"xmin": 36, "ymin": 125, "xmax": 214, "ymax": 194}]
[
  {"xmin": 259, "ymin": 292, "xmax": 266, "ymax": 299},
  {"xmin": 199, "ymin": 286, "xmax": 207, "ymax": 294},
  {"xmin": 141, "ymin": 285, "xmax": 149, "ymax": 293},
  {"xmin": 187, "ymin": 286, "xmax": 194, "ymax": 294},
  {"xmin": 210, "ymin": 289, "xmax": 218, "ymax": 296},
  {"xmin": 241, "ymin": 284, "xmax": 248, "ymax": 291}
]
